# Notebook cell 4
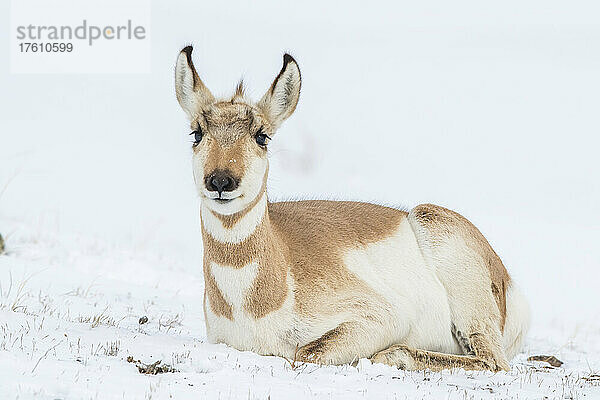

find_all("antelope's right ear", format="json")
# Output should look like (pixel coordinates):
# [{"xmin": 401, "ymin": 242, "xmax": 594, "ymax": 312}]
[{"xmin": 175, "ymin": 46, "xmax": 215, "ymax": 119}]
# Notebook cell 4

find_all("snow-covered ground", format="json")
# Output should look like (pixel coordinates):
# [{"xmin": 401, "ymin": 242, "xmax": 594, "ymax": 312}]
[
  {"xmin": 0, "ymin": 220, "xmax": 599, "ymax": 399},
  {"xmin": 1, "ymin": 0, "xmax": 600, "ymax": 398}
]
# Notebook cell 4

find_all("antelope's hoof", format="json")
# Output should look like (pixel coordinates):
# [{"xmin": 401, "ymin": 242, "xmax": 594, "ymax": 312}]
[
  {"xmin": 370, "ymin": 345, "xmax": 414, "ymax": 370},
  {"xmin": 297, "ymin": 344, "xmax": 328, "ymax": 365}
]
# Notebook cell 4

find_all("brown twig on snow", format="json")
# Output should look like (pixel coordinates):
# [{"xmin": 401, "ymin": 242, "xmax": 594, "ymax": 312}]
[
  {"xmin": 127, "ymin": 356, "xmax": 177, "ymax": 374},
  {"xmin": 527, "ymin": 355, "xmax": 563, "ymax": 367}
]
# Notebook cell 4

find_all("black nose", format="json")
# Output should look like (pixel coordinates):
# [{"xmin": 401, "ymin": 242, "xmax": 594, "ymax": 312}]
[{"xmin": 205, "ymin": 171, "xmax": 238, "ymax": 194}]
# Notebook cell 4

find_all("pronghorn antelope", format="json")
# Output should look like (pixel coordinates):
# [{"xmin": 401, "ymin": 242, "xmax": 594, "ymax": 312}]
[{"xmin": 174, "ymin": 46, "xmax": 530, "ymax": 372}]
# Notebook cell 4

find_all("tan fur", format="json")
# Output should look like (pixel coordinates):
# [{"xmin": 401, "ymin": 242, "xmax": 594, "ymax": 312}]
[{"xmin": 195, "ymin": 105, "xmax": 251, "ymax": 177}]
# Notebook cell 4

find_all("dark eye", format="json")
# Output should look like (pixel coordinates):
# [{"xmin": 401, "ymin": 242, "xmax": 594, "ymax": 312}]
[
  {"xmin": 254, "ymin": 129, "xmax": 270, "ymax": 147},
  {"xmin": 190, "ymin": 126, "xmax": 203, "ymax": 145}
]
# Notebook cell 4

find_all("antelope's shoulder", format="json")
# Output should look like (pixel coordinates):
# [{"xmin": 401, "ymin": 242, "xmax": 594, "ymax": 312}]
[
  {"xmin": 268, "ymin": 200, "xmax": 408, "ymax": 246},
  {"xmin": 267, "ymin": 200, "xmax": 410, "ymax": 304}
]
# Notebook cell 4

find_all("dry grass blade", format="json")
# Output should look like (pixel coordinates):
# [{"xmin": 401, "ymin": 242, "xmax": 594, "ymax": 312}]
[
  {"xmin": 3, "ymin": 270, "xmax": 45, "ymax": 312},
  {"xmin": 283, "ymin": 344, "xmax": 304, "ymax": 371},
  {"xmin": 31, "ymin": 340, "xmax": 64, "ymax": 373},
  {"xmin": 581, "ymin": 374, "xmax": 600, "ymax": 383}
]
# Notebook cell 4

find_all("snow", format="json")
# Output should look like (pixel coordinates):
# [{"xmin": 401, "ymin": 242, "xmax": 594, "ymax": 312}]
[
  {"xmin": 0, "ymin": 221, "xmax": 599, "ymax": 399},
  {"xmin": 1, "ymin": 0, "xmax": 600, "ymax": 398}
]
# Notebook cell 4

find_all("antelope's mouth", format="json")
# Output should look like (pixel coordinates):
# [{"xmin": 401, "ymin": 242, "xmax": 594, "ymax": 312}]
[
  {"xmin": 209, "ymin": 193, "xmax": 241, "ymax": 204},
  {"xmin": 203, "ymin": 191, "xmax": 240, "ymax": 203},
  {"xmin": 214, "ymin": 198, "xmax": 234, "ymax": 204}
]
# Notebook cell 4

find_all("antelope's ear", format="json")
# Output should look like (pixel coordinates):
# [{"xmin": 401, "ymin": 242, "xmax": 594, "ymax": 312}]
[
  {"xmin": 257, "ymin": 54, "xmax": 301, "ymax": 128},
  {"xmin": 175, "ymin": 46, "xmax": 215, "ymax": 119}
]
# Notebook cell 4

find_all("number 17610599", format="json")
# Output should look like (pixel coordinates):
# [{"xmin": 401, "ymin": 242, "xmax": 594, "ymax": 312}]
[{"xmin": 19, "ymin": 42, "xmax": 73, "ymax": 52}]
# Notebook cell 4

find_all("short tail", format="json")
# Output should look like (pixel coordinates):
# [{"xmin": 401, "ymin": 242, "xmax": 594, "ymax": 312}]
[{"xmin": 502, "ymin": 282, "xmax": 530, "ymax": 359}]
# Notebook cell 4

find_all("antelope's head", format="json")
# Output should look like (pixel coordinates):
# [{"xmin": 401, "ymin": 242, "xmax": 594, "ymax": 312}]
[{"xmin": 174, "ymin": 46, "xmax": 301, "ymax": 216}]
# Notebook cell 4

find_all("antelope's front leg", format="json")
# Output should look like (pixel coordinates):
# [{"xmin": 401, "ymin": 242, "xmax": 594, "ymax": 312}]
[{"xmin": 297, "ymin": 323, "xmax": 365, "ymax": 365}]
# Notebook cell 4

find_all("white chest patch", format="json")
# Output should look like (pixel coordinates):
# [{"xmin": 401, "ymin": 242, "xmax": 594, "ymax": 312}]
[
  {"xmin": 210, "ymin": 261, "xmax": 258, "ymax": 310},
  {"xmin": 205, "ymin": 262, "xmax": 298, "ymax": 358}
]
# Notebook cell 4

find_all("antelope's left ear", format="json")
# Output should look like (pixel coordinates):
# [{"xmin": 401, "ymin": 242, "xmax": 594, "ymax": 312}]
[{"xmin": 257, "ymin": 54, "xmax": 301, "ymax": 128}]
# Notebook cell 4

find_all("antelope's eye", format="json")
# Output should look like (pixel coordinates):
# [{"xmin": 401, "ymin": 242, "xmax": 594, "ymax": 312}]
[
  {"xmin": 190, "ymin": 126, "xmax": 203, "ymax": 145},
  {"xmin": 254, "ymin": 128, "xmax": 270, "ymax": 147}
]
